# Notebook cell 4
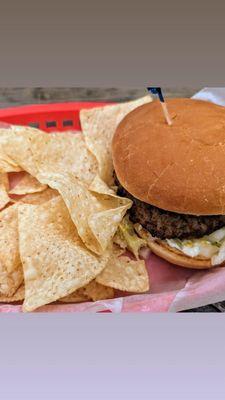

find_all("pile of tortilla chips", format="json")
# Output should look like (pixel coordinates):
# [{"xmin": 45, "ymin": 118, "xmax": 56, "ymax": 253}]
[{"xmin": 0, "ymin": 95, "xmax": 151, "ymax": 311}]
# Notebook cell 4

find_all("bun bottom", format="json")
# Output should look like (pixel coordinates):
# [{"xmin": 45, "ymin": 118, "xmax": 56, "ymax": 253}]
[{"xmin": 149, "ymin": 240, "xmax": 214, "ymax": 269}]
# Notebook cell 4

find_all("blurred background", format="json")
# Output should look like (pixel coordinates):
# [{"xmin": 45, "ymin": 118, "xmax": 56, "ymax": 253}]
[{"xmin": 0, "ymin": 87, "xmax": 200, "ymax": 108}]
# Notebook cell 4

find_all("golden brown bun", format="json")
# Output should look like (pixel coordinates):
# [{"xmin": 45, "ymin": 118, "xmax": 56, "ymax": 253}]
[
  {"xmin": 112, "ymin": 98, "xmax": 225, "ymax": 215},
  {"xmin": 149, "ymin": 240, "xmax": 213, "ymax": 269}
]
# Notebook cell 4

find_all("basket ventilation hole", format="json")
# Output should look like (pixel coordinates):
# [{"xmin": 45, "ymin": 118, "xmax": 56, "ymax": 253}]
[
  {"xmin": 29, "ymin": 122, "xmax": 40, "ymax": 128},
  {"xmin": 46, "ymin": 121, "xmax": 57, "ymax": 128},
  {"xmin": 63, "ymin": 120, "xmax": 73, "ymax": 127}
]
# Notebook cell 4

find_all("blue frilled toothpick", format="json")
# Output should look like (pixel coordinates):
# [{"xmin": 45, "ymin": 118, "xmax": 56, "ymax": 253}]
[{"xmin": 147, "ymin": 87, "xmax": 172, "ymax": 126}]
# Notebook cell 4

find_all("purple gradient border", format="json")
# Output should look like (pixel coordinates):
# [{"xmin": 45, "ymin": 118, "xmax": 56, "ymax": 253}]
[{"xmin": 0, "ymin": 314, "xmax": 225, "ymax": 399}]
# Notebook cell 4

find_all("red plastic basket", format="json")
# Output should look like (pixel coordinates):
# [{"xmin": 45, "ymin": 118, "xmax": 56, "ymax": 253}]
[{"xmin": 0, "ymin": 102, "xmax": 110, "ymax": 132}]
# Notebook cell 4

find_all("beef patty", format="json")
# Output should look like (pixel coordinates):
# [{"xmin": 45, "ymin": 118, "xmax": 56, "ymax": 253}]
[{"xmin": 115, "ymin": 174, "xmax": 225, "ymax": 240}]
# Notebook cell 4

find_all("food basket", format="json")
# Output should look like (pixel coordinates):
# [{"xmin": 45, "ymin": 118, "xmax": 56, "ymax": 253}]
[{"xmin": 1, "ymin": 98, "xmax": 225, "ymax": 313}]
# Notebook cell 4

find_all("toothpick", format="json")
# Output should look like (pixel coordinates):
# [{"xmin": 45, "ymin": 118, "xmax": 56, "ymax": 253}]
[{"xmin": 147, "ymin": 87, "xmax": 173, "ymax": 126}]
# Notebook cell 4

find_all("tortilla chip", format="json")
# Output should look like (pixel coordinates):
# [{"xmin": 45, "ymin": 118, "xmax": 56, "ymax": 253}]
[
  {"xmin": 18, "ymin": 197, "xmax": 110, "ymax": 312},
  {"xmin": 80, "ymin": 96, "xmax": 152, "ymax": 184},
  {"xmin": 0, "ymin": 127, "xmax": 97, "ymax": 186},
  {"xmin": 0, "ymin": 129, "xmax": 22, "ymax": 172},
  {"xmin": 59, "ymin": 291, "xmax": 88, "ymax": 303},
  {"xmin": 60, "ymin": 280, "xmax": 114, "ymax": 303},
  {"xmin": 9, "ymin": 172, "xmax": 47, "ymax": 195},
  {"xmin": 43, "ymin": 132, "xmax": 98, "ymax": 185},
  {"xmin": 0, "ymin": 173, "xmax": 9, "ymax": 191},
  {"xmin": 0, "ymin": 283, "xmax": 25, "ymax": 302},
  {"xmin": 0, "ymin": 125, "xmax": 132, "ymax": 254},
  {"xmin": 81, "ymin": 280, "xmax": 114, "ymax": 301},
  {"xmin": 0, "ymin": 173, "xmax": 10, "ymax": 209},
  {"xmin": 15, "ymin": 187, "xmax": 59, "ymax": 205},
  {"xmin": 0, "ymin": 127, "xmax": 39, "ymax": 174},
  {"xmin": 0, "ymin": 204, "xmax": 23, "ymax": 296},
  {"xmin": 60, "ymin": 284, "xmax": 114, "ymax": 303},
  {"xmin": 89, "ymin": 174, "xmax": 118, "ymax": 196},
  {"xmin": 96, "ymin": 255, "xmax": 149, "ymax": 293},
  {"xmin": 37, "ymin": 171, "xmax": 132, "ymax": 254},
  {"xmin": 0, "ymin": 156, "xmax": 21, "ymax": 173}
]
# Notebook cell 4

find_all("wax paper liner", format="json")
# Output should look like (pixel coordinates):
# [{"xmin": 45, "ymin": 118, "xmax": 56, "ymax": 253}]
[{"xmin": 1, "ymin": 89, "xmax": 225, "ymax": 312}]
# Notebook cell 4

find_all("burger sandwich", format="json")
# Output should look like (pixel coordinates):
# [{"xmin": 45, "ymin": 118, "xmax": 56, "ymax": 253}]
[{"xmin": 112, "ymin": 98, "xmax": 225, "ymax": 269}]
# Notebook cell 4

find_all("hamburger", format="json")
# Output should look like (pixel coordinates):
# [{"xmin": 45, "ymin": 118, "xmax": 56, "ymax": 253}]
[{"xmin": 112, "ymin": 98, "xmax": 225, "ymax": 269}]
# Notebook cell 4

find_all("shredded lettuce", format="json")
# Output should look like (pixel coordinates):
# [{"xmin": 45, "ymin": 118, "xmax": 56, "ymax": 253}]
[{"xmin": 114, "ymin": 215, "xmax": 147, "ymax": 259}]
